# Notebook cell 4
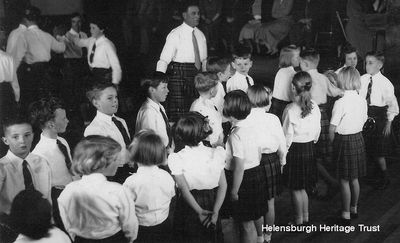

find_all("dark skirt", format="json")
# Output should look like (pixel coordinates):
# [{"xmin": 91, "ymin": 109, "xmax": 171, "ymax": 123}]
[
  {"xmin": 74, "ymin": 231, "xmax": 128, "ymax": 243},
  {"xmin": 166, "ymin": 62, "xmax": 199, "ymax": 122},
  {"xmin": 269, "ymin": 97, "xmax": 291, "ymax": 123},
  {"xmin": 284, "ymin": 142, "xmax": 318, "ymax": 190},
  {"xmin": 315, "ymin": 104, "xmax": 331, "ymax": 159},
  {"xmin": 333, "ymin": 132, "xmax": 367, "ymax": 180},
  {"xmin": 173, "ymin": 188, "xmax": 223, "ymax": 243},
  {"xmin": 260, "ymin": 153, "xmax": 282, "ymax": 200},
  {"xmin": 363, "ymin": 106, "xmax": 391, "ymax": 157},
  {"xmin": 90, "ymin": 68, "xmax": 112, "ymax": 85},
  {"xmin": 136, "ymin": 217, "xmax": 173, "ymax": 243},
  {"xmin": 224, "ymin": 165, "xmax": 268, "ymax": 222}
]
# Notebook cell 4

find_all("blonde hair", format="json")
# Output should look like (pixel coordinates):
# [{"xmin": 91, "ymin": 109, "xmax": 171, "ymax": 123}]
[
  {"xmin": 194, "ymin": 72, "xmax": 218, "ymax": 93},
  {"xmin": 247, "ymin": 84, "xmax": 271, "ymax": 108},
  {"xmin": 292, "ymin": 71, "xmax": 313, "ymax": 118},
  {"xmin": 279, "ymin": 45, "xmax": 300, "ymax": 68},
  {"xmin": 337, "ymin": 66, "xmax": 361, "ymax": 91},
  {"xmin": 72, "ymin": 135, "xmax": 121, "ymax": 175}
]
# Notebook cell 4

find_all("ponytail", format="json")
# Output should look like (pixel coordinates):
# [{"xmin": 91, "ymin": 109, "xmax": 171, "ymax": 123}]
[{"xmin": 292, "ymin": 71, "xmax": 313, "ymax": 118}]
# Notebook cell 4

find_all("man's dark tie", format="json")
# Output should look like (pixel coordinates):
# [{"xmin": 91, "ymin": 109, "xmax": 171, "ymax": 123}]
[
  {"xmin": 22, "ymin": 160, "xmax": 35, "ymax": 190},
  {"xmin": 246, "ymin": 76, "xmax": 251, "ymax": 87},
  {"xmin": 89, "ymin": 42, "xmax": 96, "ymax": 63},
  {"xmin": 112, "ymin": 117, "xmax": 131, "ymax": 146},
  {"xmin": 366, "ymin": 76, "xmax": 373, "ymax": 105},
  {"xmin": 57, "ymin": 139, "xmax": 72, "ymax": 169},
  {"xmin": 160, "ymin": 107, "xmax": 172, "ymax": 147}
]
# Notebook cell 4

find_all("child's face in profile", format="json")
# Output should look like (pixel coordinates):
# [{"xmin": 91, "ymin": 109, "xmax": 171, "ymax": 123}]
[
  {"xmin": 150, "ymin": 82, "xmax": 169, "ymax": 103},
  {"xmin": 291, "ymin": 50, "xmax": 300, "ymax": 67},
  {"xmin": 365, "ymin": 56, "xmax": 382, "ymax": 75},
  {"xmin": 2, "ymin": 123, "xmax": 33, "ymax": 159},
  {"xmin": 93, "ymin": 87, "xmax": 118, "ymax": 116},
  {"xmin": 53, "ymin": 108, "xmax": 69, "ymax": 134},
  {"xmin": 232, "ymin": 58, "xmax": 252, "ymax": 75},
  {"xmin": 218, "ymin": 64, "xmax": 232, "ymax": 82},
  {"xmin": 345, "ymin": 52, "xmax": 358, "ymax": 68}
]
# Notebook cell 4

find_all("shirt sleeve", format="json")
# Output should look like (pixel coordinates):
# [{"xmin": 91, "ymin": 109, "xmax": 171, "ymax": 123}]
[
  {"xmin": 330, "ymin": 99, "xmax": 343, "ymax": 127},
  {"xmin": 50, "ymin": 35, "xmax": 66, "ymax": 53},
  {"xmin": 156, "ymin": 32, "xmax": 177, "ymax": 73},
  {"xmin": 168, "ymin": 153, "xmax": 184, "ymax": 175},
  {"xmin": 118, "ymin": 187, "xmax": 139, "ymax": 242},
  {"xmin": 230, "ymin": 132, "xmax": 244, "ymax": 159},
  {"xmin": 13, "ymin": 35, "xmax": 27, "ymax": 68},
  {"xmin": 383, "ymin": 81, "xmax": 400, "ymax": 121},
  {"xmin": 57, "ymin": 189, "xmax": 75, "ymax": 240},
  {"xmin": 282, "ymin": 107, "xmax": 294, "ymax": 148},
  {"xmin": 105, "ymin": 42, "xmax": 122, "ymax": 84},
  {"xmin": 313, "ymin": 105, "xmax": 322, "ymax": 143}
]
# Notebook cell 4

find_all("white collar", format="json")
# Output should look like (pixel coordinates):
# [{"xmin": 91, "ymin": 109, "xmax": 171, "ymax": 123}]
[
  {"xmin": 234, "ymin": 71, "xmax": 248, "ymax": 78},
  {"xmin": 39, "ymin": 133, "xmax": 58, "ymax": 144},
  {"xmin": 95, "ymin": 110, "xmax": 115, "ymax": 122},
  {"xmin": 182, "ymin": 22, "xmax": 196, "ymax": 32},
  {"xmin": 27, "ymin": 25, "xmax": 39, "ymax": 30}
]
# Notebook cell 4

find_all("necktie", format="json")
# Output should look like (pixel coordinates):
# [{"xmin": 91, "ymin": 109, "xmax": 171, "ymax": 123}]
[
  {"xmin": 366, "ymin": 76, "xmax": 373, "ymax": 105},
  {"xmin": 160, "ymin": 107, "xmax": 172, "ymax": 147},
  {"xmin": 89, "ymin": 42, "xmax": 96, "ymax": 63},
  {"xmin": 57, "ymin": 139, "xmax": 72, "ymax": 169},
  {"xmin": 246, "ymin": 76, "xmax": 251, "ymax": 87},
  {"xmin": 112, "ymin": 117, "xmax": 131, "ymax": 146},
  {"xmin": 22, "ymin": 160, "xmax": 35, "ymax": 190},
  {"xmin": 214, "ymin": 105, "xmax": 218, "ymax": 111},
  {"xmin": 192, "ymin": 30, "xmax": 201, "ymax": 70}
]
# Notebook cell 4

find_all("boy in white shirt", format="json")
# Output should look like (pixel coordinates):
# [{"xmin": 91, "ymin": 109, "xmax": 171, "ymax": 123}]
[{"xmin": 226, "ymin": 47, "xmax": 254, "ymax": 92}]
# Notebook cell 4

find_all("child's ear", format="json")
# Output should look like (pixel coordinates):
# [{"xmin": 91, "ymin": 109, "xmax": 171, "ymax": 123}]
[
  {"xmin": 92, "ymin": 99, "xmax": 100, "ymax": 109},
  {"xmin": 2, "ymin": 137, "xmax": 9, "ymax": 146}
]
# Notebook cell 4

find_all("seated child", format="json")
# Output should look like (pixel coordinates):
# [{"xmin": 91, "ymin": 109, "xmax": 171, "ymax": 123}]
[{"xmin": 226, "ymin": 47, "xmax": 254, "ymax": 93}]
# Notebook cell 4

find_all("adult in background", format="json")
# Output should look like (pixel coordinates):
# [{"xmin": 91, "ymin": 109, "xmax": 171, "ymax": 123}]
[
  {"xmin": 156, "ymin": 1, "xmax": 207, "ymax": 122},
  {"xmin": 6, "ymin": 16, "xmax": 27, "ymax": 66}
]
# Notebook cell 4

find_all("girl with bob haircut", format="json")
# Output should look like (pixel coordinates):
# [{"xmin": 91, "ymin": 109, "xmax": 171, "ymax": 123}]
[
  {"xmin": 329, "ymin": 66, "xmax": 367, "ymax": 225},
  {"xmin": 282, "ymin": 71, "xmax": 321, "ymax": 226},
  {"xmin": 58, "ymin": 135, "xmax": 139, "ymax": 243},
  {"xmin": 247, "ymin": 85, "xmax": 287, "ymax": 242},
  {"xmin": 270, "ymin": 45, "xmax": 301, "ymax": 121},
  {"xmin": 223, "ymin": 90, "xmax": 269, "ymax": 243},
  {"xmin": 123, "ymin": 130, "xmax": 175, "ymax": 242},
  {"xmin": 11, "ymin": 190, "xmax": 71, "ymax": 243},
  {"xmin": 169, "ymin": 112, "xmax": 227, "ymax": 242}
]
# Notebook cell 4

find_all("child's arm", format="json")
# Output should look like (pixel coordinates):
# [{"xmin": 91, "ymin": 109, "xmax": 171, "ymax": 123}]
[
  {"xmin": 329, "ymin": 124, "xmax": 336, "ymax": 144},
  {"xmin": 211, "ymin": 170, "xmax": 227, "ymax": 225},
  {"xmin": 383, "ymin": 83, "xmax": 400, "ymax": 136},
  {"xmin": 282, "ymin": 108, "xmax": 294, "ymax": 149},
  {"xmin": 105, "ymin": 43, "xmax": 122, "ymax": 85},
  {"xmin": 119, "ymin": 187, "xmax": 139, "ymax": 242},
  {"xmin": 230, "ymin": 156, "xmax": 244, "ymax": 201}
]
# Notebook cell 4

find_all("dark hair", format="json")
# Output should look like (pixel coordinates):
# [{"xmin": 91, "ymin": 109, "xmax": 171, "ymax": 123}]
[
  {"xmin": 233, "ymin": 45, "xmax": 252, "ymax": 60},
  {"xmin": 179, "ymin": 0, "xmax": 199, "ymax": 14},
  {"xmin": 23, "ymin": 6, "xmax": 41, "ymax": 22},
  {"xmin": 70, "ymin": 12, "xmax": 81, "ymax": 20},
  {"xmin": 342, "ymin": 44, "xmax": 357, "ymax": 56},
  {"xmin": 29, "ymin": 97, "xmax": 65, "ymax": 129},
  {"xmin": 223, "ymin": 90, "xmax": 252, "ymax": 120},
  {"xmin": 173, "ymin": 112, "xmax": 212, "ymax": 148},
  {"xmin": 194, "ymin": 72, "xmax": 218, "ymax": 92},
  {"xmin": 292, "ymin": 71, "xmax": 313, "ymax": 118},
  {"xmin": 89, "ymin": 15, "xmax": 107, "ymax": 31},
  {"xmin": 365, "ymin": 50, "xmax": 385, "ymax": 64},
  {"xmin": 279, "ymin": 45, "xmax": 300, "ymax": 68},
  {"xmin": 206, "ymin": 56, "xmax": 232, "ymax": 73},
  {"xmin": 2, "ymin": 111, "xmax": 31, "ymax": 136},
  {"xmin": 86, "ymin": 82, "xmax": 117, "ymax": 102},
  {"xmin": 141, "ymin": 71, "xmax": 169, "ymax": 96},
  {"xmin": 247, "ymin": 84, "xmax": 271, "ymax": 108},
  {"xmin": 129, "ymin": 130, "xmax": 166, "ymax": 166},
  {"xmin": 10, "ymin": 190, "xmax": 52, "ymax": 240},
  {"xmin": 300, "ymin": 48, "xmax": 320, "ymax": 65}
]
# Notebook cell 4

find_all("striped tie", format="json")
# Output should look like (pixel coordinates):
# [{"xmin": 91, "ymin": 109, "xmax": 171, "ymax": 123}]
[{"xmin": 366, "ymin": 76, "xmax": 373, "ymax": 105}]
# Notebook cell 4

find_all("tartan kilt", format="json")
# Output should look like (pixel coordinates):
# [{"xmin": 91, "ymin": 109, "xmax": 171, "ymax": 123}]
[
  {"xmin": 284, "ymin": 142, "xmax": 318, "ymax": 190},
  {"xmin": 333, "ymin": 132, "xmax": 367, "ymax": 180},
  {"xmin": 363, "ymin": 106, "xmax": 392, "ymax": 157},
  {"xmin": 269, "ymin": 97, "xmax": 291, "ymax": 123},
  {"xmin": 315, "ymin": 104, "xmax": 331, "ymax": 159},
  {"xmin": 74, "ymin": 230, "xmax": 128, "ymax": 243},
  {"xmin": 166, "ymin": 62, "xmax": 199, "ymax": 122},
  {"xmin": 260, "ymin": 153, "xmax": 282, "ymax": 199},
  {"xmin": 173, "ymin": 188, "xmax": 223, "ymax": 243},
  {"xmin": 224, "ymin": 166, "xmax": 268, "ymax": 222}
]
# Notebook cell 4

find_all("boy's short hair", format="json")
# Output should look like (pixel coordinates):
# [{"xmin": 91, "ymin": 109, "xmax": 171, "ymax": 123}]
[
  {"xmin": 29, "ymin": 97, "xmax": 65, "ymax": 129},
  {"xmin": 89, "ymin": 15, "xmax": 107, "ymax": 31},
  {"xmin": 247, "ymin": 84, "xmax": 271, "ymax": 108},
  {"xmin": 10, "ymin": 190, "xmax": 52, "ymax": 240},
  {"xmin": 173, "ymin": 112, "xmax": 212, "ymax": 148},
  {"xmin": 2, "ymin": 111, "xmax": 31, "ymax": 137},
  {"xmin": 232, "ymin": 45, "xmax": 252, "ymax": 60},
  {"xmin": 128, "ymin": 130, "xmax": 166, "ymax": 166},
  {"xmin": 342, "ymin": 44, "xmax": 357, "ymax": 56},
  {"xmin": 206, "ymin": 56, "xmax": 232, "ymax": 73},
  {"xmin": 223, "ymin": 90, "xmax": 252, "ymax": 120},
  {"xmin": 300, "ymin": 48, "xmax": 320, "ymax": 64},
  {"xmin": 180, "ymin": 0, "xmax": 199, "ymax": 14},
  {"xmin": 365, "ymin": 50, "xmax": 385, "ymax": 64},
  {"xmin": 86, "ymin": 82, "xmax": 117, "ymax": 102},
  {"xmin": 279, "ymin": 45, "xmax": 300, "ymax": 68},
  {"xmin": 194, "ymin": 72, "xmax": 218, "ymax": 93},
  {"xmin": 72, "ymin": 135, "xmax": 122, "ymax": 176},
  {"xmin": 23, "ymin": 6, "xmax": 41, "ymax": 22},
  {"xmin": 337, "ymin": 66, "xmax": 361, "ymax": 91},
  {"xmin": 141, "ymin": 71, "xmax": 169, "ymax": 96},
  {"xmin": 70, "ymin": 12, "xmax": 81, "ymax": 20}
]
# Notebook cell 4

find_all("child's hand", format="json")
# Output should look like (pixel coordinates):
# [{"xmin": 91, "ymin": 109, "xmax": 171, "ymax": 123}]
[
  {"xmin": 383, "ymin": 120, "xmax": 392, "ymax": 137},
  {"xmin": 210, "ymin": 211, "xmax": 219, "ymax": 225},
  {"xmin": 198, "ymin": 209, "xmax": 213, "ymax": 225},
  {"xmin": 230, "ymin": 191, "xmax": 239, "ymax": 201}
]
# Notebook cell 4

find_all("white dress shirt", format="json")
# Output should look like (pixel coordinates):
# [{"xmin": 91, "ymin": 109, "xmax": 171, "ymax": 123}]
[
  {"xmin": 64, "ymin": 28, "xmax": 88, "ymax": 59},
  {"xmin": 76, "ymin": 35, "xmax": 122, "ymax": 84},
  {"xmin": 84, "ymin": 111, "xmax": 130, "ymax": 165},
  {"xmin": 156, "ymin": 22, "xmax": 207, "ymax": 73},
  {"xmin": 359, "ymin": 71, "xmax": 399, "ymax": 121},
  {"xmin": 246, "ymin": 108, "xmax": 287, "ymax": 164},
  {"xmin": 123, "ymin": 166, "xmax": 175, "ymax": 227},
  {"xmin": 272, "ymin": 66, "xmax": 296, "ymax": 101},
  {"xmin": 14, "ymin": 227, "xmax": 71, "ymax": 243},
  {"xmin": 135, "ymin": 98, "xmax": 169, "ymax": 147},
  {"xmin": 6, "ymin": 24, "xmax": 26, "ymax": 62},
  {"xmin": 331, "ymin": 90, "xmax": 368, "ymax": 135},
  {"xmin": 226, "ymin": 71, "xmax": 254, "ymax": 93},
  {"xmin": 14, "ymin": 25, "xmax": 65, "ymax": 65},
  {"xmin": 308, "ymin": 69, "xmax": 342, "ymax": 105},
  {"xmin": 168, "ymin": 143, "xmax": 225, "ymax": 190},
  {"xmin": 282, "ymin": 100, "xmax": 321, "ymax": 148},
  {"xmin": 0, "ymin": 50, "xmax": 20, "ymax": 101},
  {"xmin": 0, "ymin": 151, "xmax": 51, "ymax": 214},
  {"xmin": 58, "ymin": 173, "xmax": 138, "ymax": 242},
  {"xmin": 190, "ymin": 96, "xmax": 223, "ymax": 146},
  {"xmin": 32, "ymin": 134, "xmax": 73, "ymax": 187},
  {"xmin": 210, "ymin": 82, "xmax": 226, "ymax": 115}
]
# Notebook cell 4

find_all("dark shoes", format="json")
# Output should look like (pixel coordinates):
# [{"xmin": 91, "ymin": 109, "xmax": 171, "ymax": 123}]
[{"xmin": 350, "ymin": 212, "xmax": 358, "ymax": 219}]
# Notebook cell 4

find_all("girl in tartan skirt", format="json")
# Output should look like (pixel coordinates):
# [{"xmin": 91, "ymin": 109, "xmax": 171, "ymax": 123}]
[
  {"xmin": 223, "ymin": 90, "xmax": 269, "ymax": 243},
  {"xmin": 329, "ymin": 66, "xmax": 368, "ymax": 225},
  {"xmin": 247, "ymin": 85, "xmax": 287, "ymax": 243},
  {"xmin": 169, "ymin": 112, "xmax": 227, "ymax": 243},
  {"xmin": 282, "ymin": 71, "xmax": 321, "ymax": 225}
]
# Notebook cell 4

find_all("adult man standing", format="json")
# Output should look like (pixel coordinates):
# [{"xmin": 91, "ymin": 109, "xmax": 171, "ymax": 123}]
[
  {"xmin": 156, "ymin": 1, "xmax": 207, "ymax": 122},
  {"xmin": 6, "ymin": 18, "xmax": 27, "ymax": 66}
]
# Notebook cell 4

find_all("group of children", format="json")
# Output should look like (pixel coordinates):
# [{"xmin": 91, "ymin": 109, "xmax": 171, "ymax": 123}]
[{"xmin": 0, "ymin": 44, "xmax": 399, "ymax": 243}]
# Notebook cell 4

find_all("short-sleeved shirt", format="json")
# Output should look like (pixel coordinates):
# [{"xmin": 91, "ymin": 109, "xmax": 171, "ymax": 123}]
[{"xmin": 272, "ymin": 66, "xmax": 296, "ymax": 102}]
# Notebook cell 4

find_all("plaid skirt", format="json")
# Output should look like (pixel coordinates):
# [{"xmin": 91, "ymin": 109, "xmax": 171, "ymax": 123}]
[
  {"xmin": 136, "ymin": 217, "xmax": 173, "ymax": 243},
  {"xmin": 260, "ymin": 153, "xmax": 282, "ymax": 200},
  {"xmin": 363, "ymin": 106, "xmax": 391, "ymax": 157},
  {"xmin": 173, "ymin": 188, "xmax": 223, "ymax": 243},
  {"xmin": 333, "ymin": 132, "xmax": 367, "ymax": 180},
  {"xmin": 284, "ymin": 142, "xmax": 318, "ymax": 190},
  {"xmin": 224, "ymin": 166, "xmax": 268, "ymax": 222},
  {"xmin": 74, "ymin": 231, "xmax": 128, "ymax": 243},
  {"xmin": 315, "ymin": 104, "xmax": 331, "ymax": 159},
  {"xmin": 269, "ymin": 97, "xmax": 291, "ymax": 123},
  {"xmin": 166, "ymin": 62, "xmax": 199, "ymax": 122}
]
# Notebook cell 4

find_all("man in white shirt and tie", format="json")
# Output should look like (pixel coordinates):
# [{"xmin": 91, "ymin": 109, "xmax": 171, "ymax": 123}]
[{"xmin": 156, "ymin": 1, "xmax": 207, "ymax": 122}]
